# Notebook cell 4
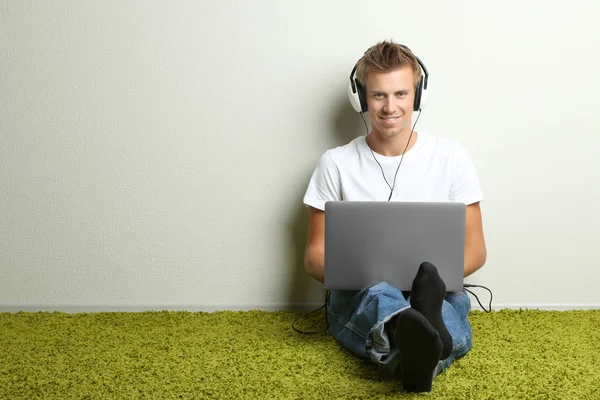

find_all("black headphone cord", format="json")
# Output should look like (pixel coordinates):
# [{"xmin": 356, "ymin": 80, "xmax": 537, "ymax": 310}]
[
  {"xmin": 292, "ymin": 289, "xmax": 331, "ymax": 334},
  {"xmin": 462, "ymin": 283, "xmax": 494, "ymax": 313},
  {"xmin": 361, "ymin": 111, "xmax": 421, "ymax": 201}
]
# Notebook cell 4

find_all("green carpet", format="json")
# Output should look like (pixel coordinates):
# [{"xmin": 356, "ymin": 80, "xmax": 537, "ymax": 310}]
[{"xmin": 1, "ymin": 309, "xmax": 599, "ymax": 399}]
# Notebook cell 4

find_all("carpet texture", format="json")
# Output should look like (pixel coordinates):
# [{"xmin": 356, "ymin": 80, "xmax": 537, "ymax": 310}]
[{"xmin": 1, "ymin": 308, "xmax": 599, "ymax": 399}]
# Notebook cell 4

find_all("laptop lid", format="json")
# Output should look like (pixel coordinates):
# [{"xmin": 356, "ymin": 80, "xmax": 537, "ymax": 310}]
[{"xmin": 324, "ymin": 201, "xmax": 466, "ymax": 292}]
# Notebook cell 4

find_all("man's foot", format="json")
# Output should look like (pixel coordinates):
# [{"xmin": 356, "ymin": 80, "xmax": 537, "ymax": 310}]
[
  {"xmin": 410, "ymin": 261, "xmax": 453, "ymax": 359},
  {"xmin": 394, "ymin": 308, "xmax": 443, "ymax": 393}
]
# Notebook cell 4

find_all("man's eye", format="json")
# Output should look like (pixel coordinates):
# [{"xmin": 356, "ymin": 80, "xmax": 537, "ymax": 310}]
[
  {"xmin": 397, "ymin": 92, "xmax": 407, "ymax": 96},
  {"xmin": 374, "ymin": 93, "xmax": 384, "ymax": 98}
]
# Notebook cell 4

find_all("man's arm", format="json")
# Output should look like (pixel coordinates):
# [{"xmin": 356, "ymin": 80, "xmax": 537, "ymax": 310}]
[
  {"xmin": 304, "ymin": 206, "xmax": 325, "ymax": 283},
  {"xmin": 463, "ymin": 202, "xmax": 487, "ymax": 277}
]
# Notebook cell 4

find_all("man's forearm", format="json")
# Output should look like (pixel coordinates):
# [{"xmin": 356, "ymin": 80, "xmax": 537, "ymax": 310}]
[
  {"xmin": 463, "ymin": 246, "xmax": 487, "ymax": 278},
  {"xmin": 304, "ymin": 248, "xmax": 325, "ymax": 283}
]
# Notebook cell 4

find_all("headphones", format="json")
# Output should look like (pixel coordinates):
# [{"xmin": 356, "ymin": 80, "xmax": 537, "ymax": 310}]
[{"xmin": 347, "ymin": 44, "xmax": 429, "ymax": 113}]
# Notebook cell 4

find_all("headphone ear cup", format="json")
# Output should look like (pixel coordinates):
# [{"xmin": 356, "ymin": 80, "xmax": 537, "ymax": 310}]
[
  {"xmin": 415, "ymin": 74, "xmax": 429, "ymax": 111},
  {"xmin": 413, "ymin": 77, "xmax": 423, "ymax": 112},
  {"xmin": 347, "ymin": 79, "xmax": 368, "ymax": 113},
  {"xmin": 348, "ymin": 80, "xmax": 363, "ymax": 113},
  {"xmin": 356, "ymin": 80, "xmax": 368, "ymax": 113},
  {"xmin": 419, "ymin": 80, "xmax": 429, "ymax": 110}
]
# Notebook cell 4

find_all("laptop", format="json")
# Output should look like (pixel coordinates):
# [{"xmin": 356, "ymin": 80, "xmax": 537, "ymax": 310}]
[{"xmin": 324, "ymin": 201, "xmax": 466, "ymax": 292}]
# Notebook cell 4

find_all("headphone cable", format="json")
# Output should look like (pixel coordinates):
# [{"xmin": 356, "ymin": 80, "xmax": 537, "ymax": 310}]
[
  {"xmin": 462, "ymin": 284, "xmax": 494, "ymax": 313},
  {"xmin": 361, "ymin": 111, "xmax": 421, "ymax": 201},
  {"xmin": 292, "ymin": 290, "xmax": 331, "ymax": 334}
]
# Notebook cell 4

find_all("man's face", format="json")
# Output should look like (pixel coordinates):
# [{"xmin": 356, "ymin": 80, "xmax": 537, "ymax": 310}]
[{"xmin": 364, "ymin": 66, "xmax": 416, "ymax": 139}]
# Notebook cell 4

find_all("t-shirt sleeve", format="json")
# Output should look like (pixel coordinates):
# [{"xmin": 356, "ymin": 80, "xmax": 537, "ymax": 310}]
[
  {"xmin": 303, "ymin": 151, "xmax": 342, "ymax": 211},
  {"xmin": 449, "ymin": 143, "xmax": 483, "ymax": 205}
]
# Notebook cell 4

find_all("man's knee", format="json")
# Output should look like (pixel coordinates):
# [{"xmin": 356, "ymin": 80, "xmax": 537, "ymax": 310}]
[{"xmin": 365, "ymin": 281, "xmax": 400, "ymax": 295}]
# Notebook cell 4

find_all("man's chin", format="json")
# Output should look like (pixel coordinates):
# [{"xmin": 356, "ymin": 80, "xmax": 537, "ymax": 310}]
[{"xmin": 374, "ymin": 127, "xmax": 404, "ymax": 138}]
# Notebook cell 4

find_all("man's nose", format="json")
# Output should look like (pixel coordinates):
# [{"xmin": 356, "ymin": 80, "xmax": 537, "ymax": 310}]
[{"xmin": 383, "ymin": 97, "xmax": 395, "ymax": 112}]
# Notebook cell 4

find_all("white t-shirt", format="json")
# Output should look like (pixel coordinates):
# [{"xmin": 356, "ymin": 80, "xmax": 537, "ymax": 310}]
[{"xmin": 303, "ymin": 132, "xmax": 483, "ymax": 210}]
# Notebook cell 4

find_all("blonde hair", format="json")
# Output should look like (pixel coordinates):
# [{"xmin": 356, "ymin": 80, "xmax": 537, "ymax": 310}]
[{"xmin": 356, "ymin": 41, "xmax": 422, "ymax": 90}]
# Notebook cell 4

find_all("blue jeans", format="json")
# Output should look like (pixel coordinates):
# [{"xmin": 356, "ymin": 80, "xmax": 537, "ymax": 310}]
[{"xmin": 326, "ymin": 281, "xmax": 472, "ymax": 378}]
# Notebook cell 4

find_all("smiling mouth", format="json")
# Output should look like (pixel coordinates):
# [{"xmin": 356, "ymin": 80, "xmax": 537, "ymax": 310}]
[{"xmin": 380, "ymin": 116, "xmax": 400, "ymax": 122}]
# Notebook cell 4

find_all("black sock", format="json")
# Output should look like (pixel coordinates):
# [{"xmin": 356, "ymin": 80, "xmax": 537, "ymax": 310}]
[
  {"xmin": 394, "ymin": 308, "xmax": 443, "ymax": 393},
  {"xmin": 410, "ymin": 261, "xmax": 453, "ymax": 360}
]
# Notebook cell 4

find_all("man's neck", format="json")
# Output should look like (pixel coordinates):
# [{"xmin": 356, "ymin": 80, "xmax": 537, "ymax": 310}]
[{"xmin": 366, "ymin": 131, "xmax": 418, "ymax": 157}]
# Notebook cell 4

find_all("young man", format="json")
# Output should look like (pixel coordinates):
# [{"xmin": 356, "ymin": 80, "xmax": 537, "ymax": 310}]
[{"xmin": 302, "ymin": 41, "xmax": 486, "ymax": 393}]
